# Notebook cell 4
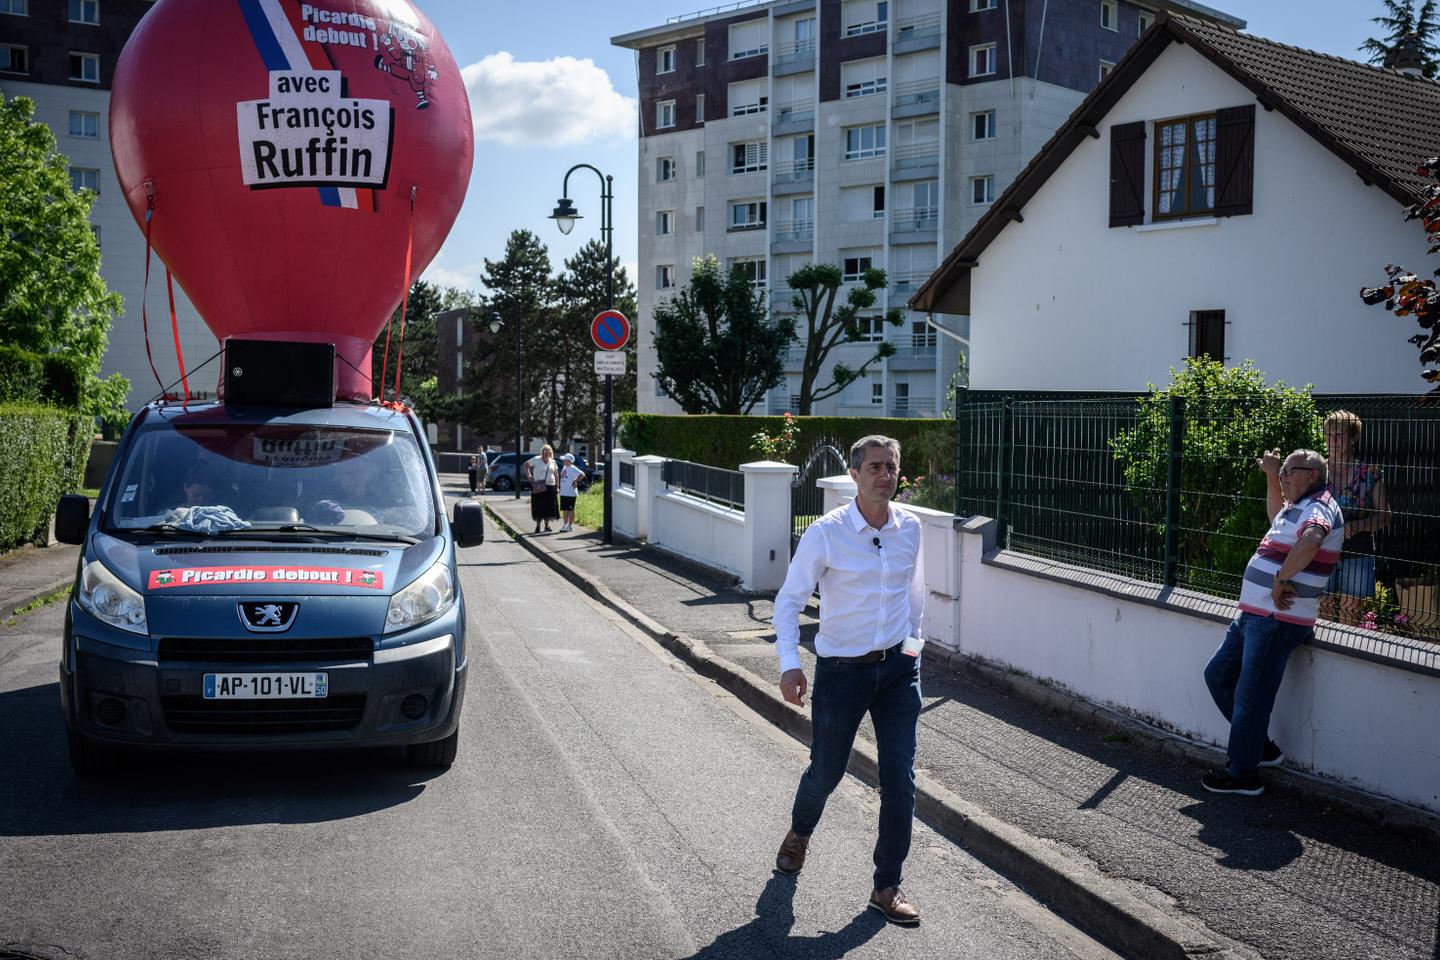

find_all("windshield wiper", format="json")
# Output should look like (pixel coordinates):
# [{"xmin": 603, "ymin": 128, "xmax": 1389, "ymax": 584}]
[
  {"xmin": 237, "ymin": 524, "xmax": 421, "ymax": 546},
  {"xmin": 131, "ymin": 523, "xmax": 209, "ymax": 537}
]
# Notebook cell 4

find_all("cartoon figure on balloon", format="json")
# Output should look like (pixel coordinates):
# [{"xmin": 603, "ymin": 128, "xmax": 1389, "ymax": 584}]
[{"xmin": 374, "ymin": 23, "xmax": 439, "ymax": 110}]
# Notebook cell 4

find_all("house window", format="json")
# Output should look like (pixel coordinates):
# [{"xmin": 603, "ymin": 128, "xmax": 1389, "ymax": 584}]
[
  {"xmin": 695, "ymin": 205, "xmax": 705, "ymax": 231},
  {"xmin": 656, "ymin": 210, "xmax": 674, "ymax": 236},
  {"xmin": 854, "ymin": 315, "xmax": 886, "ymax": 342},
  {"xmin": 69, "ymin": 110, "xmax": 99, "ymax": 138},
  {"xmin": 696, "ymin": 150, "xmax": 705, "ymax": 175},
  {"xmin": 696, "ymin": 38, "xmax": 706, "ymax": 66},
  {"xmin": 695, "ymin": 93, "xmax": 705, "ymax": 123},
  {"xmin": 657, "ymin": 156, "xmax": 676, "ymax": 181},
  {"xmin": 0, "ymin": 0, "xmax": 28, "ymax": 14},
  {"xmin": 1100, "ymin": 0, "xmax": 1117, "ymax": 31},
  {"xmin": 657, "ymin": 264, "xmax": 675, "ymax": 289},
  {"xmin": 1154, "ymin": 113, "xmax": 1216, "ymax": 218},
  {"xmin": 69, "ymin": 166, "xmax": 100, "ymax": 193},
  {"xmin": 871, "ymin": 382, "xmax": 884, "ymax": 404},
  {"xmin": 842, "ymin": 58, "xmax": 887, "ymax": 99},
  {"xmin": 842, "ymin": 253, "xmax": 875, "ymax": 281},
  {"xmin": 731, "ymin": 140, "xmax": 768, "ymax": 174},
  {"xmin": 844, "ymin": 124, "xmax": 887, "ymax": 160},
  {"xmin": 1138, "ymin": 7, "xmax": 1155, "ymax": 34},
  {"xmin": 69, "ymin": 0, "xmax": 98, "ymax": 23},
  {"xmin": 730, "ymin": 257, "xmax": 767, "ymax": 288},
  {"xmin": 1099, "ymin": 59, "xmax": 1115, "ymax": 80},
  {"xmin": 1188, "ymin": 310, "xmax": 1226, "ymax": 362},
  {"xmin": 844, "ymin": 0, "xmax": 889, "ymax": 36},
  {"xmin": 656, "ymin": 100, "xmax": 676, "ymax": 128},
  {"xmin": 969, "ymin": 175, "xmax": 994, "ymax": 204},
  {"xmin": 971, "ymin": 109, "xmax": 996, "ymax": 140},
  {"xmin": 729, "ymin": 200, "xmax": 767, "ymax": 230},
  {"xmin": 69, "ymin": 52, "xmax": 99, "ymax": 82},
  {"xmin": 729, "ymin": 19, "xmax": 769, "ymax": 60},
  {"xmin": 0, "ymin": 44, "xmax": 27, "ymax": 73},
  {"xmin": 657, "ymin": 45, "xmax": 676, "ymax": 74},
  {"xmin": 969, "ymin": 43, "xmax": 996, "ymax": 77},
  {"xmin": 728, "ymin": 79, "xmax": 767, "ymax": 116}
]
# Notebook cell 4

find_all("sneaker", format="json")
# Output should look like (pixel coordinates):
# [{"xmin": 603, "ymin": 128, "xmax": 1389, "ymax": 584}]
[
  {"xmin": 1259, "ymin": 740, "xmax": 1285, "ymax": 768},
  {"xmin": 1201, "ymin": 770, "xmax": 1264, "ymax": 796},
  {"xmin": 868, "ymin": 886, "xmax": 921, "ymax": 926}
]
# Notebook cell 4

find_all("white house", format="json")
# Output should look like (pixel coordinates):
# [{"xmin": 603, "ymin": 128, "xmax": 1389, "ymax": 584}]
[{"xmin": 909, "ymin": 13, "xmax": 1438, "ymax": 393}]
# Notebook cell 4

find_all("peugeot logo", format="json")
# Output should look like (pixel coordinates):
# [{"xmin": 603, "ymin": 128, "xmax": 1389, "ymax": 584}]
[{"xmin": 238, "ymin": 601, "xmax": 299, "ymax": 633}]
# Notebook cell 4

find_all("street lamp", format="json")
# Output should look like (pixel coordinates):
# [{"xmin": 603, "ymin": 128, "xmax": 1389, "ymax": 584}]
[
  {"xmin": 550, "ymin": 164, "xmax": 615, "ymax": 544},
  {"xmin": 485, "ymin": 310, "xmax": 524, "ymax": 501}
]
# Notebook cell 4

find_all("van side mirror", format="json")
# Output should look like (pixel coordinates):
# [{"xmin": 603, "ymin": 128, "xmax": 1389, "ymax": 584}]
[
  {"xmin": 452, "ymin": 499, "xmax": 484, "ymax": 548},
  {"xmin": 55, "ymin": 494, "xmax": 90, "ymax": 545}
]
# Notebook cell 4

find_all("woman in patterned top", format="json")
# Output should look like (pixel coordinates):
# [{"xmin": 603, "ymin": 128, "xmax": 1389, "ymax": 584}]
[{"xmin": 1321, "ymin": 410, "xmax": 1390, "ymax": 625}]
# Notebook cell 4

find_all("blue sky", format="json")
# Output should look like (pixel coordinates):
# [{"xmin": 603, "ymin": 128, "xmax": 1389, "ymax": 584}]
[{"xmin": 415, "ymin": 0, "xmax": 1386, "ymax": 298}]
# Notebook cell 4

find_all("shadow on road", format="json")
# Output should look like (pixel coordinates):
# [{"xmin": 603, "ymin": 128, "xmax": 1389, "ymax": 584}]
[
  {"xmin": 0, "ymin": 682, "xmax": 442, "ymax": 838},
  {"xmin": 682, "ymin": 872, "xmax": 886, "ymax": 960}
]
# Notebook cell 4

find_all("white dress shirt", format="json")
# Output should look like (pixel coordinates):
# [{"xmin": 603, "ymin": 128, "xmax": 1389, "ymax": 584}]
[{"xmin": 772, "ymin": 499, "xmax": 925, "ymax": 675}]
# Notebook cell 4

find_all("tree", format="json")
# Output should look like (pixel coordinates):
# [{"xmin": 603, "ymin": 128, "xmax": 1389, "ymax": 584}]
[
  {"xmin": 370, "ymin": 280, "xmax": 456, "ymax": 419},
  {"xmin": 1360, "ymin": 0, "xmax": 1440, "ymax": 77},
  {"xmin": 553, "ymin": 239, "xmax": 638, "ymax": 446},
  {"xmin": 652, "ymin": 256, "xmax": 793, "ymax": 414},
  {"xmin": 783, "ymin": 263, "xmax": 900, "ymax": 415},
  {"xmin": 0, "ymin": 93, "xmax": 128, "ymax": 420}
]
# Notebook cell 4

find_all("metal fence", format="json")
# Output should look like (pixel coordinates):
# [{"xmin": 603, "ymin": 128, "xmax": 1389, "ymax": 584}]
[
  {"xmin": 956, "ymin": 391, "xmax": 1440, "ymax": 649},
  {"xmin": 619, "ymin": 459, "xmax": 635, "ymax": 489},
  {"xmin": 661, "ymin": 459, "xmax": 745, "ymax": 509}
]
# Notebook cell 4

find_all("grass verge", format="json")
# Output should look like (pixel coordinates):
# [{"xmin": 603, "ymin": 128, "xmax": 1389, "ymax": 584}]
[{"xmin": 573, "ymin": 484, "xmax": 604, "ymax": 530}]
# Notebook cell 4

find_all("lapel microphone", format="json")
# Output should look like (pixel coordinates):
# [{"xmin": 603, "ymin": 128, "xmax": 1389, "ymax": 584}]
[{"xmin": 872, "ymin": 536, "xmax": 882, "ymax": 549}]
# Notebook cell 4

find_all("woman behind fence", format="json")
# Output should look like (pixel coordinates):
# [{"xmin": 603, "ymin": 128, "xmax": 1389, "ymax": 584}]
[
  {"xmin": 1321, "ymin": 411, "xmax": 1390, "ymax": 625},
  {"xmin": 524, "ymin": 445, "xmax": 561, "ymax": 534}
]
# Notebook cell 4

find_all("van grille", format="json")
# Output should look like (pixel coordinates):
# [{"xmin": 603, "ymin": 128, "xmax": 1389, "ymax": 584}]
[
  {"xmin": 157, "ymin": 637, "xmax": 374, "ymax": 664},
  {"xmin": 152, "ymin": 545, "xmax": 387, "ymax": 557},
  {"xmin": 161, "ymin": 695, "xmax": 366, "ymax": 734}
]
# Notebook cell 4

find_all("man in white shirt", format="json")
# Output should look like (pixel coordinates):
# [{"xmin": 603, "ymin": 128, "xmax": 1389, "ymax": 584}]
[{"xmin": 771, "ymin": 435, "xmax": 925, "ymax": 926}]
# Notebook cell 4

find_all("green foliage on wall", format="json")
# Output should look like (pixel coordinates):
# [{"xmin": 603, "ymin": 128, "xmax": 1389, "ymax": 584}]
[{"xmin": 0, "ymin": 405, "xmax": 92, "ymax": 548}]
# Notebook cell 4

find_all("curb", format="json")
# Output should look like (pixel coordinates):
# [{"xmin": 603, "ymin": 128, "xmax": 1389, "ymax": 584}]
[
  {"xmin": 484, "ymin": 503, "xmax": 1258, "ymax": 960},
  {"xmin": 5, "ymin": 579, "xmax": 74, "ymax": 618}
]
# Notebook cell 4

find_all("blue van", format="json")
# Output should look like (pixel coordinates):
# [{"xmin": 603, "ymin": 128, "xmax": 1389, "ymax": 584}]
[{"xmin": 54, "ymin": 388, "xmax": 483, "ymax": 774}]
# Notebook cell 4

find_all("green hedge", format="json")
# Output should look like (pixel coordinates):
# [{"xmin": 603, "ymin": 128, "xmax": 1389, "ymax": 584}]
[
  {"xmin": 0, "ymin": 404, "xmax": 93, "ymax": 549},
  {"xmin": 617, "ymin": 413, "xmax": 954, "ymax": 475},
  {"xmin": 0, "ymin": 344, "xmax": 86, "ymax": 408}
]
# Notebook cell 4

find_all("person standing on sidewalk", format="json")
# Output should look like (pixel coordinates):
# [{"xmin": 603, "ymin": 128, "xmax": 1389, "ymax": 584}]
[
  {"xmin": 1202, "ymin": 448, "xmax": 1343, "ymax": 796},
  {"xmin": 524, "ymin": 445, "xmax": 560, "ymax": 534},
  {"xmin": 770, "ymin": 434, "xmax": 926, "ymax": 926},
  {"xmin": 557, "ymin": 453, "xmax": 586, "ymax": 532}
]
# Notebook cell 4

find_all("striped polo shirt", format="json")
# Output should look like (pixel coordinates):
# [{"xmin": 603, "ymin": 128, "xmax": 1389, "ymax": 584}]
[{"xmin": 1237, "ymin": 488, "xmax": 1344, "ymax": 626}]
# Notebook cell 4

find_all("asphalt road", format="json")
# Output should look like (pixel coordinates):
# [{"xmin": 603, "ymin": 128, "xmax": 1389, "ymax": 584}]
[{"xmin": 0, "ymin": 526, "xmax": 1120, "ymax": 960}]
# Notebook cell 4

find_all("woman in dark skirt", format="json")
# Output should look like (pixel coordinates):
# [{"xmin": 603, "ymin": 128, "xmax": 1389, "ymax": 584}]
[{"xmin": 524, "ymin": 444, "xmax": 561, "ymax": 533}]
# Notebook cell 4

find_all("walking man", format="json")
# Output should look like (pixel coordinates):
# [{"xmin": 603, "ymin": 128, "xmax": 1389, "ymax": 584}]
[
  {"xmin": 771, "ymin": 435, "xmax": 926, "ymax": 925},
  {"xmin": 1202, "ymin": 448, "xmax": 1342, "ymax": 796}
]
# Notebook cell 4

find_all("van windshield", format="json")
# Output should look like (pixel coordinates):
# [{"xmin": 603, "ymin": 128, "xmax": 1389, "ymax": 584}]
[{"xmin": 107, "ymin": 422, "xmax": 437, "ymax": 540}]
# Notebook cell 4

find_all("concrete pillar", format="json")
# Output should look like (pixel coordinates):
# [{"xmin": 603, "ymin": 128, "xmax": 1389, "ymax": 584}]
[
  {"xmin": 632, "ymin": 455, "xmax": 666, "ymax": 542},
  {"xmin": 817, "ymin": 474, "xmax": 856, "ymax": 514},
  {"xmin": 740, "ymin": 460, "xmax": 799, "ymax": 591},
  {"xmin": 609, "ymin": 448, "xmax": 636, "ymax": 539}
]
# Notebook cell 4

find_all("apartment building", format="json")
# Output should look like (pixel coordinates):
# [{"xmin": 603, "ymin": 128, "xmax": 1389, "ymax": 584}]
[
  {"xmin": 613, "ymin": 0, "xmax": 1242, "ymax": 417},
  {"xmin": 1, "ymin": 0, "xmax": 214, "ymax": 409}
]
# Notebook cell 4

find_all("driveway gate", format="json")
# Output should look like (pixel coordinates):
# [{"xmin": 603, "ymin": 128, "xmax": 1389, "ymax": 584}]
[{"xmin": 791, "ymin": 439, "xmax": 847, "ymax": 555}]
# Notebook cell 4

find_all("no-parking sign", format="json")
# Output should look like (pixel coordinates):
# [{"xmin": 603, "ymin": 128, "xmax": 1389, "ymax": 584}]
[{"xmin": 591, "ymin": 310, "xmax": 630, "ymax": 351}]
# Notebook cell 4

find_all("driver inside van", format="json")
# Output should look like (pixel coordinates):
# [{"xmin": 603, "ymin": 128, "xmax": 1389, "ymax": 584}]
[{"xmin": 179, "ymin": 461, "xmax": 221, "ymax": 508}]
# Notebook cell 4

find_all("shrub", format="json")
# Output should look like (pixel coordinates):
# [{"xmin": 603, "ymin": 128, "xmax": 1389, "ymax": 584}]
[{"xmin": 0, "ymin": 404, "xmax": 92, "ymax": 548}]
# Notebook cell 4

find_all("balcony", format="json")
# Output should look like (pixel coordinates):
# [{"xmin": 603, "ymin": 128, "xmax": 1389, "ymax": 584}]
[
  {"xmin": 887, "ymin": 271, "xmax": 925, "ymax": 293},
  {"xmin": 893, "ymin": 78, "xmax": 940, "ymax": 117},
  {"xmin": 889, "ymin": 397, "xmax": 935, "ymax": 417},
  {"xmin": 772, "ymin": 157, "xmax": 815, "ymax": 185},
  {"xmin": 892, "ymin": 206, "xmax": 938, "ymax": 233},
  {"xmin": 772, "ymin": 218, "xmax": 815, "ymax": 244},
  {"xmin": 774, "ymin": 38, "xmax": 816, "ymax": 69},
  {"xmin": 891, "ymin": 334, "xmax": 937, "ymax": 359},
  {"xmin": 893, "ymin": 12, "xmax": 942, "ymax": 50},
  {"xmin": 773, "ymin": 99, "xmax": 815, "ymax": 132},
  {"xmin": 893, "ymin": 142, "xmax": 940, "ymax": 169},
  {"xmin": 769, "ymin": 394, "xmax": 803, "ymax": 414}
]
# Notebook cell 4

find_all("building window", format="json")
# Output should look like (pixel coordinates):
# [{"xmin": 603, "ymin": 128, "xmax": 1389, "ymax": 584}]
[
  {"xmin": 696, "ymin": 150, "xmax": 705, "ymax": 175},
  {"xmin": 695, "ymin": 93, "xmax": 705, "ymax": 123},
  {"xmin": 1099, "ymin": 59, "xmax": 1115, "ymax": 80},
  {"xmin": 844, "ymin": 124, "xmax": 887, "ymax": 160},
  {"xmin": 853, "ymin": 315, "xmax": 886, "ymax": 342},
  {"xmin": 970, "ymin": 0, "xmax": 997, "ymax": 8},
  {"xmin": 657, "ymin": 264, "xmax": 675, "ymax": 289},
  {"xmin": 1188, "ymin": 310, "xmax": 1226, "ymax": 361},
  {"xmin": 729, "ymin": 200, "xmax": 767, "ymax": 230},
  {"xmin": 1101, "ymin": 0, "xmax": 1117, "ymax": 31},
  {"xmin": 656, "ymin": 100, "xmax": 676, "ymax": 129},
  {"xmin": 843, "ymin": 58, "xmax": 887, "ymax": 99},
  {"xmin": 871, "ymin": 382, "xmax": 884, "ymax": 404},
  {"xmin": 69, "ymin": 52, "xmax": 100, "ymax": 82},
  {"xmin": 69, "ymin": 166, "xmax": 100, "ymax": 194},
  {"xmin": 969, "ymin": 175, "xmax": 994, "ymax": 204},
  {"xmin": 730, "ymin": 257, "xmax": 767, "ymax": 288},
  {"xmin": 1154, "ymin": 113, "xmax": 1216, "ymax": 218},
  {"xmin": 1138, "ymin": 7, "xmax": 1155, "ymax": 34},
  {"xmin": 0, "ymin": 44, "xmax": 27, "ymax": 73},
  {"xmin": 695, "ymin": 205, "xmax": 704, "ymax": 231},
  {"xmin": 728, "ymin": 79, "xmax": 767, "ymax": 116},
  {"xmin": 69, "ymin": 0, "xmax": 98, "ymax": 23},
  {"xmin": 969, "ymin": 43, "xmax": 996, "ymax": 77},
  {"xmin": 842, "ymin": 253, "xmax": 874, "ymax": 282},
  {"xmin": 696, "ymin": 37, "xmax": 706, "ymax": 66},
  {"xmin": 844, "ymin": 0, "xmax": 889, "ymax": 36},
  {"xmin": 729, "ymin": 19, "xmax": 769, "ymax": 60},
  {"xmin": 841, "ymin": 185, "xmax": 882, "ymax": 222},
  {"xmin": 971, "ymin": 109, "xmax": 996, "ymax": 140},
  {"xmin": 657, "ymin": 44, "xmax": 676, "ymax": 74},
  {"xmin": 873, "ymin": 185, "xmax": 886, "ymax": 218},
  {"xmin": 731, "ymin": 140, "xmax": 768, "ymax": 174},
  {"xmin": 657, "ymin": 156, "xmax": 676, "ymax": 182},
  {"xmin": 0, "ymin": 0, "xmax": 28, "ymax": 15},
  {"xmin": 69, "ymin": 110, "xmax": 99, "ymax": 139},
  {"xmin": 656, "ymin": 210, "xmax": 674, "ymax": 236}
]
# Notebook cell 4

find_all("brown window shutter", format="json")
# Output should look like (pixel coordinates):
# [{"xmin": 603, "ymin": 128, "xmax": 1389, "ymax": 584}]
[
  {"xmin": 1109, "ymin": 121, "xmax": 1146, "ymax": 227},
  {"xmin": 1214, "ymin": 104, "xmax": 1255, "ymax": 217}
]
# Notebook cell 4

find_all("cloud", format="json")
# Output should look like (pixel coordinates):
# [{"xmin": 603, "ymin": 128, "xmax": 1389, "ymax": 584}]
[
  {"xmin": 422, "ymin": 261, "xmax": 483, "ymax": 292},
  {"xmin": 462, "ymin": 52, "xmax": 636, "ymax": 147}
]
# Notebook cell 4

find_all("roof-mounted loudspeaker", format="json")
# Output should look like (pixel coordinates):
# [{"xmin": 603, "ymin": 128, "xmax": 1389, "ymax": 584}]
[{"xmin": 223, "ymin": 338, "xmax": 336, "ymax": 408}]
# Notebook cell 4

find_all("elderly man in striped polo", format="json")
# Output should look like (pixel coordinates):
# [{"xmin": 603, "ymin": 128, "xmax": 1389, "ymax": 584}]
[{"xmin": 1201, "ymin": 447, "xmax": 1343, "ymax": 796}]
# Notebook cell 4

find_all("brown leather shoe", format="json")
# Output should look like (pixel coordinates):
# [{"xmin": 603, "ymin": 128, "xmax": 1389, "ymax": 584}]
[
  {"xmin": 868, "ymin": 886, "xmax": 920, "ymax": 926},
  {"xmin": 774, "ymin": 830, "xmax": 810, "ymax": 874}
]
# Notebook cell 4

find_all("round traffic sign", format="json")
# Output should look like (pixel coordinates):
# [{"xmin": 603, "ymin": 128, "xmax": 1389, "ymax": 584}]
[{"xmin": 591, "ymin": 310, "xmax": 630, "ymax": 351}]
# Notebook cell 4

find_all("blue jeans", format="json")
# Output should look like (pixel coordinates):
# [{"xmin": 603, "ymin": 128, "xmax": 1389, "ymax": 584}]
[
  {"xmin": 790, "ymin": 645, "xmax": 922, "ymax": 890},
  {"xmin": 1203, "ymin": 612, "xmax": 1310, "ymax": 777}
]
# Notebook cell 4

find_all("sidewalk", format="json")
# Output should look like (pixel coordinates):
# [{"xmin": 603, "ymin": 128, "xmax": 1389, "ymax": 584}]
[
  {"xmin": 479, "ymin": 490, "xmax": 1440, "ymax": 960},
  {"xmin": 0, "ymin": 543, "xmax": 79, "ymax": 617}
]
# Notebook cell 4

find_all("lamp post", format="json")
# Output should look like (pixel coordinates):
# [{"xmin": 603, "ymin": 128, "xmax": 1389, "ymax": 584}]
[
  {"xmin": 550, "ymin": 164, "xmax": 615, "ymax": 544},
  {"xmin": 485, "ymin": 311, "xmax": 523, "ymax": 500}
]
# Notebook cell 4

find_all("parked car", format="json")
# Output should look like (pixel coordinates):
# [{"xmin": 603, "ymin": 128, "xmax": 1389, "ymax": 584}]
[{"xmin": 485, "ymin": 452, "xmax": 529, "ymax": 492}]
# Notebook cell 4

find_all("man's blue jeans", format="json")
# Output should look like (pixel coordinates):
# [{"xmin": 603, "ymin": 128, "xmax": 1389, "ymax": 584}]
[
  {"xmin": 1203, "ymin": 612, "xmax": 1310, "ymax": 777},
  {"xmin": 790, "ymin": 645, "xmax": 922, "ymax": 891}
]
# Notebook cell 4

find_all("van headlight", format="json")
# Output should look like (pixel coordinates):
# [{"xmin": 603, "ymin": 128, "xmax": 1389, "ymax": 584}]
[
  {"xmin": 384, "ymin": 561, "xmax": 455, "ymax": 634},
  {"xmin": 77, "ymin": 560, "xmax": 148, "ymax": 635}
]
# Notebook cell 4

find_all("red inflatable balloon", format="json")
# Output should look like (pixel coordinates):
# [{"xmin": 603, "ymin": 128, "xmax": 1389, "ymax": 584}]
[{"xmin": 110, "ymin": 0, "xmax": 473, "ymax": 401}]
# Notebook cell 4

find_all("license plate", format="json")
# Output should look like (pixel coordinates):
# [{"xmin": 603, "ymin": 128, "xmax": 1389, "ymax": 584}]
[{"xmin": 202, "ymin": 672, "xmax": 329, "ymax": 699}]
